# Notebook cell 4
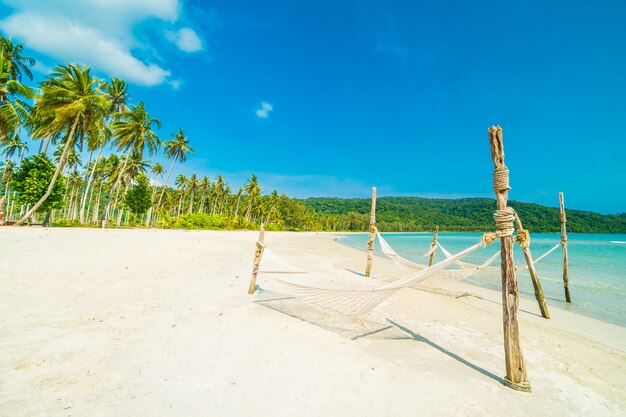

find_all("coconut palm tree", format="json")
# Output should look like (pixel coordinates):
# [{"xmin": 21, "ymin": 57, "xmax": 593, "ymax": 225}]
[
  {"xmin": 186, "ymin": 174, "xmax": 199, "ymax": 213},
  {"xmin": 198, "ymin": 176, "xmax": 210, "ymax": 213},
  {"xmin": 108, "ymin": 102, "xmax": 160, "ymax": 223},
  {"xmin": 78, "ymin": 77, "xmax": 129, "ymax": 222},
  {"xmin": 155, "ymin": 128, "xmax": 194, "ymax": 210},
  {"xmin": 0, "ymin": 53, "xmax": 35, "ymax": 142},
  {"xmin": 16, "ymin": 63, "xmax": 108, "ymax": 225},
  {"xmin": 144, "ymin": 162, "xmax": 164, "ymax": 226},
  {"xmin": 174, "ymin": 174, "xmax": 187, "ymax": 216},
  {"xmin": 244, "ymin": 174, "xmax": 260, "ymax": 222},
  {"xmin": 0, "ymin": 35, "xmax": 35, "ymax": 82},
  {"xmin": 1, "ymin": 132, "xmax": 27, "ymax": 162}
]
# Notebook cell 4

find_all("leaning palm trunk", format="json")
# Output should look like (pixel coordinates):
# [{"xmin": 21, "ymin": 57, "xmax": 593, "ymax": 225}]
[
  {"xmin": 156, "ymin": 157, "xmax": 177, "ymax": 211},
  {"xmin": 16, "ymin": 115, "xmax": 80, "ymax": 225},
  {"xmin": 79, "ymin": 145, "xmax": 104, "ymax": 223},
  {"xmin": 107, "ymin": 153, "xmax": 130, "ymax": 222}
]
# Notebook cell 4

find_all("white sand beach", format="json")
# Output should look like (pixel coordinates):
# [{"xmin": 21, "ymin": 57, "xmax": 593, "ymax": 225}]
[{"xmin": 1, "ymin": 228, "xmax": 625, "ymax": 417}]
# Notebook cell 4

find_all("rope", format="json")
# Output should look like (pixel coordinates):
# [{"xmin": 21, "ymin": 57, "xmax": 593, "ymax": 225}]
[
  {"xmin": 504, "ymin": 378, "xmax": 532, "ymax": 393},
  {"xmin": 493, "ymin": 166, "xmax": 511, "ymax": 193},
  {"xmin": 493, "ymin": 207, "xmax": 515, "ymax": 237},
  {"xmin": 515, "ymin": 228, "xmax": 531, "ymax": 249}
]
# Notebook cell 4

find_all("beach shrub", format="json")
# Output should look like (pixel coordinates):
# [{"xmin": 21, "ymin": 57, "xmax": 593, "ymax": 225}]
[
  {"xmin": 175, "ymin": 213, "xmax": 229, "ymax": 230},
  {"xmin": 11, "ymin": 155, "xmax": 66, "ymax": 213},
  {"xmin": 124, "ymin": 175, "xmax": 152, "ymax": 216},
  {"xmin": 53, "ymin": 218, "xmax": 81, "ymax": 227}
]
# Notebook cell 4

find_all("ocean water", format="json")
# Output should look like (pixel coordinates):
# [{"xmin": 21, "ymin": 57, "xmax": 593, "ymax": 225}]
[{"xmin": 338, "ymin": 233, "xmax": 626, "ymax": 327}]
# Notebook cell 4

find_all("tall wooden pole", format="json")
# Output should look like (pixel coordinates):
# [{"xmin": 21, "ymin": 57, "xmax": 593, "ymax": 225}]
[
  {"xmin": 559, "ymin": 192, "xmax": 571, "ymax": 303},
  {"xmin": 365, "ymin": 187, "xmax": 377, "ymax": 277},
  {"xmin": 248, "ymin": 223, "xmax": 266, "ymax": 294},
  {"xmin": 428, "ymin": 225, "xmax": 439, "ymax": 266},
  {"xmin": 488, "ymin": 126, "xmax": 530, "ymax": 392},
  {"xmin": 514, "ymin": 214, "xmax": 550, "ymax": 319}
]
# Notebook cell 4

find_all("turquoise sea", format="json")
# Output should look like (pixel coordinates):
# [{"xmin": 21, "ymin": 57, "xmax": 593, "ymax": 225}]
[{"xmin": 338, "ymin": 233, "xmax": 626, "ymax": 327}]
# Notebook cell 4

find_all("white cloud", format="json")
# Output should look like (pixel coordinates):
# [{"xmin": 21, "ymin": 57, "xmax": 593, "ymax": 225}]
[
  {"xmin": 168, "ymin": 79, "xmax": 182, "ymax": 90},
  {"xmin": 166, "ymin": 28, "xmax": 203, "ymax": 53},
  {"xmin": 0, "ymin": 0, "xmax": 202, "ymax": 86},
  {"xmin": 255, "ymin": 102, "xmax": 273, "ymax": 118}
]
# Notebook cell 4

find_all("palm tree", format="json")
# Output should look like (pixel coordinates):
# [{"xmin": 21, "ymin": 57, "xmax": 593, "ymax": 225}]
[
  {"xmin": 1, "ymin": 132, "xmax": 28, "ymax": 162},
  {"xmin": 144, "ymin": 162, "xmax": 164, "ymax": 226},
  {"xmin": 0, "ymin": 35, "xmax": 35, "ymax": 82},
  {"xmin": 155, "ymin": 128, "xmax": 194, "ymax": 211},
  {"xmin": 0, "ymin": 53, "xmax": 35, "ymax": 142},
  {"xmin": 16, "ymin": 63, "xmax": 108, "ymax": 225},
  {"xmin": 198, "ymin": 176, "xmax": 210, "ymax": 213},
  {"xmin": 186, "ymin": 174, "xmax": 199, "ymax": 213},
  {"xmin": 211, "ymin": 175, "xmax": 225, "ymax": 215},
  {"xmin": 53, "ymin": 145, "xmax": 81, "ymax": 172},
  {"xmin": 175, "ymin": 174, "xmax": 187, "ymax": 216},
  {"xmin": 244, "ymin": 174, "xmax": 261, "ymax": 222},
  {"xmin": 108, "ymin": 101, "xmax": 160, "ymax": 223}
]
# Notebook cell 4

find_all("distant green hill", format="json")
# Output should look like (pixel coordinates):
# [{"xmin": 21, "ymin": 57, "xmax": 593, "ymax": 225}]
[{"xmin": 301, "ymin": 197, "xmax": 626, "ymax": 233}]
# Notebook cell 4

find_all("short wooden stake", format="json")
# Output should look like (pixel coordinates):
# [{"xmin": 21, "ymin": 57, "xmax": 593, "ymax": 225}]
[
  {"xmin": 428, "ymin": 225, "xmax": 439, "ymax": 266},
  {"xmin": 248, "ymin": 223, "xmax": 266, "ymax": 294},
  {"xmin": 365, "ymin": 187, "xmax": 377, "ymax": 277},
  {"xmin": 514, "ymin": 213, "xmax": 550, "ymax": 319},
  {"xmin": 488, "ymin": 126, "xmax": 530, "ymax": 392},
  {"xmin": 559, "ymin": 192, "xmax": 571, "ymax": 303}
]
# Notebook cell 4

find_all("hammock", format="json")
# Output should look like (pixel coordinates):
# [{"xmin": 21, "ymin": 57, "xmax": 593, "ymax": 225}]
[
  {"xmin": 438, "ymin": 241, "xmax": 561, "ymax": 279},
  {"xmin": 376, "ymin": 232, "xmax": 501, "ymax": 283},
  {"xmin": 258, "ymin": 247, "xmax": 308, "ymax": 275},
  {"xmin": 273, "ymin": 236, "xmax": 492, "ymax": 316}
]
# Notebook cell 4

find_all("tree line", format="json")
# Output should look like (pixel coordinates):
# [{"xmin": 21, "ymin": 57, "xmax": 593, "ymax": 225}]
[{"xmin": 302, "ymin": 197, "xmax": 626, "ymax": 233}]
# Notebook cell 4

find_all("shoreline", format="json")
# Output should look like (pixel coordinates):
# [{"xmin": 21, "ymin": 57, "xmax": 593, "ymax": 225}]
[{"xmin": 1, "ymin": 228, "xmax": 625, "ymax": 416}]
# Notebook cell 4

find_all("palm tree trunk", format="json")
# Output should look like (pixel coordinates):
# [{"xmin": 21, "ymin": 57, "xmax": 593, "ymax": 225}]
[
  {"xmin": 156, "ymin": 157, "xmax": 177, "ymax": 208},
  {"xmin": 108, "ymin": 153, "xmax": 130, "ymax": 222},
  {"xmin": 79, "ymin": 145, "xmax": 103, "ymax": 223},
  {"xmin": 116, "ymin": 182, "xmax": 129, "ymax": 227},
  {"xmin": 177, "ymin": 191, "xmax": 184, "ymax": 216},
  {"xmin": 42, "ymin": 135, "xmax": 51, "ymax": 155},
  {"xmin": 16, "ymin": 115, "xmax": 80, "ymax": 225},
  {"xmin": 188, "ymin": 190, "xmax": 195, "ymax": 213}
]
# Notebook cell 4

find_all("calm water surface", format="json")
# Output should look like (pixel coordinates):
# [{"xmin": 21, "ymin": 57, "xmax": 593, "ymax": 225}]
[{"xmin": 339, "ymin": 233, "xmax": 626, "ymax": 327}]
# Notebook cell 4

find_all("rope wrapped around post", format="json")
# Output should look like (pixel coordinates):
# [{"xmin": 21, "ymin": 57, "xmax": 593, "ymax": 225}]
[{"xmin": 488, "ymin": 125, "xmax": 530, "ymax": 393}]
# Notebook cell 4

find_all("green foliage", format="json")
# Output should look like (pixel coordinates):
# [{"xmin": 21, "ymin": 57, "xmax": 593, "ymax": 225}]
[
  {"xmin": 12, "ymin": 155, "xmax": 66, "ymax": 212},
  {"xmin": 124, "ymin": 174, "xmax": 152, "ymax": 215},
  {"xmin": 302, "ymin": 197, "xmax": 626, "ymax": 233},
  {"xmin": 174, "ymin": 213, "xmax": 245, "ymax": 230},
  {"xmin": 52, "ymin": 218, "xmax": 81, "ymax": 227}
]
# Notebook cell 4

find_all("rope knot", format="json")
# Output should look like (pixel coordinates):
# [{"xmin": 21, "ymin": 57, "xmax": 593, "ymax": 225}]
[
  {"xmin": 515, "ymin": 228, "xmax": 531, "ymax": 249},
  {"xmin": 481, "ymin": 232, "xmax": 497, "ymax": 246},
  {"xmin": 494, "ymin": 207, "xmax": 515, "ymax": 237},
  {"xmin": 493, "ymin": 166, "xmax": 511, "ymax": 193}
]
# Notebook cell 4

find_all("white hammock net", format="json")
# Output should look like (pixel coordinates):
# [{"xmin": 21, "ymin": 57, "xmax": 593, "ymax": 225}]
[
  {"xmin": 376, "ymin": 232, "xmax": 501, "ymax": 284},
  {"xmin": 257, "ymin": 238, "xmax": 489, "ymax": 318}
]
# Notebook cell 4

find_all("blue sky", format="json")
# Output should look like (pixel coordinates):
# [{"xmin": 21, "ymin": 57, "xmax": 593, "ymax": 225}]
[{"xmin": 1, "ymin": 0, "xmax": 625, "ymax": 213}]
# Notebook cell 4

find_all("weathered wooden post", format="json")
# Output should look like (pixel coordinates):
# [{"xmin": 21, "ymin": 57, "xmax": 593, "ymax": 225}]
[
  {"xmin": 365, "ymin": 187, "xmax": 377, "ymax": 277},
  {"xmin": 514, "ymin": 213, "xmax": 550, "ymax": 319},
  {"xmin": 428, "ymin": 225, "xmax": 439, "ymax": 266},
  {"xmin": 488, "ymin": 126, "xmax": 530, "ymax": 392},
  {"xmin": 248, "ymin": 223, "xmax": 266, "ymax": 294},
  {"xmin": 559, "ymin": 192, "xmax": 571, "ymax": 303}
]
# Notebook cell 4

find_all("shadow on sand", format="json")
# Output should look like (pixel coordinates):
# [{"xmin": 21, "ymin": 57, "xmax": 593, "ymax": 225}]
[{"xmin": 385, "ymin": 318, "xmax": 505, "ymax": 386}]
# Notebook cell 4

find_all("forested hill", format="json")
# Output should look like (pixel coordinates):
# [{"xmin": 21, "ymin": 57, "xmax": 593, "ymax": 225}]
[{"xmin": 301, "ymin": 197, "xmax": 626, "ymax": 233}]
